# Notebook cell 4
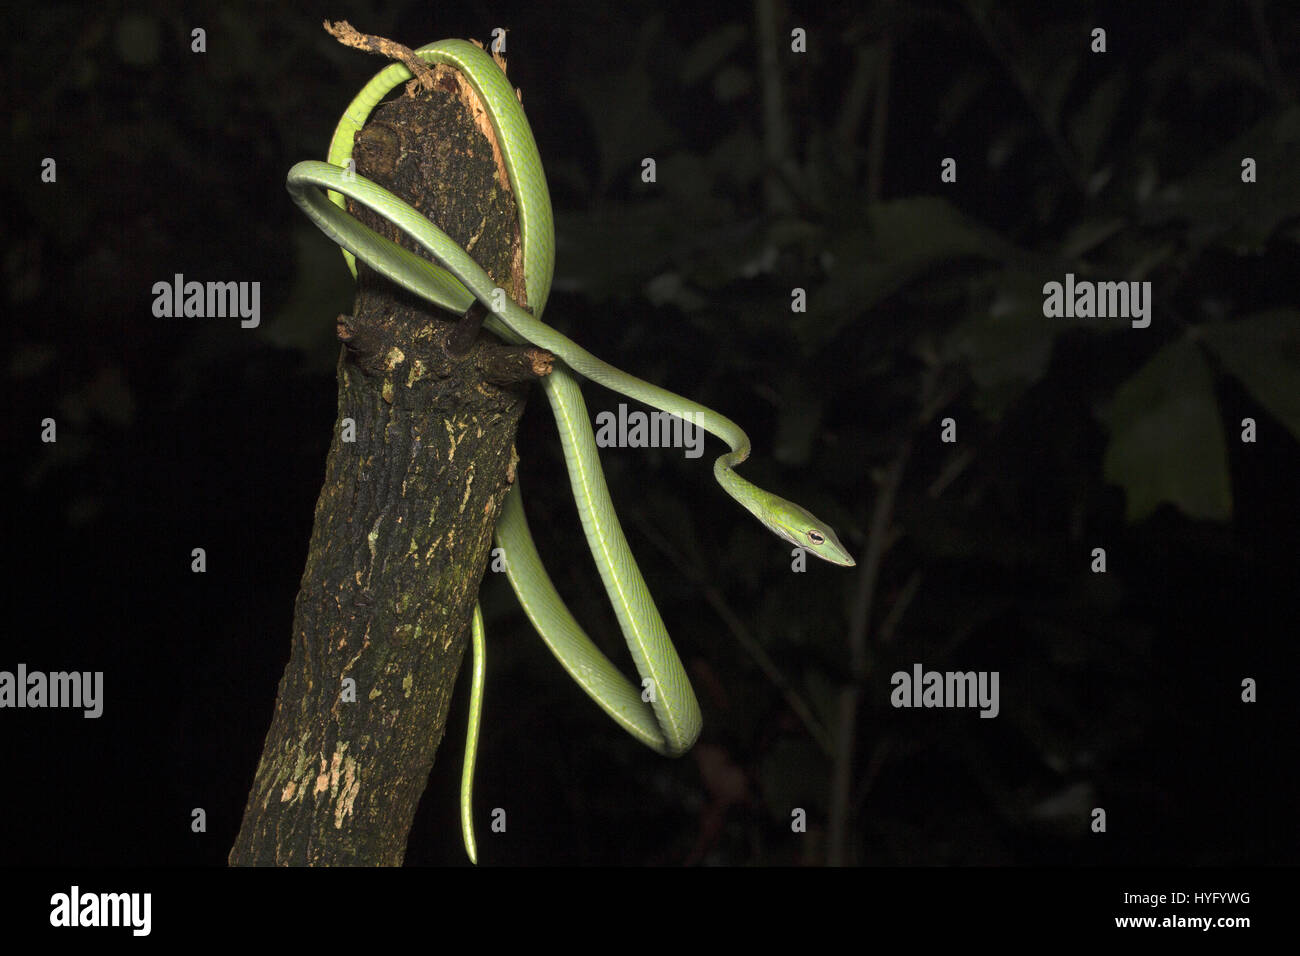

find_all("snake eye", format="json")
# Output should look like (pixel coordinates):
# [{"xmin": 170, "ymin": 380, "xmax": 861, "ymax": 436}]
[{"xmin": 807, "ymin": 530, "xmax": 825, "ymax": 545}]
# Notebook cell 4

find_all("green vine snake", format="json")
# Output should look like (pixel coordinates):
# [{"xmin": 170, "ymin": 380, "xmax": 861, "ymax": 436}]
[{"xmin": 286, "ymin": 39, "xmax": 854, "ymax": 863}]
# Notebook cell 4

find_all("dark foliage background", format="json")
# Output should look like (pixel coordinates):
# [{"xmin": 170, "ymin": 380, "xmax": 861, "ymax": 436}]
[{"xmin": 2, "ymin": 0, "xmax": 1297, "ymax": 865}]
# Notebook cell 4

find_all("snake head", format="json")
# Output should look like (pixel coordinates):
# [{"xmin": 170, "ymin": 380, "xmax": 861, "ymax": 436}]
[{"xmin": 763, "ymin": 498, "xmax": 856, "ymax": 567}]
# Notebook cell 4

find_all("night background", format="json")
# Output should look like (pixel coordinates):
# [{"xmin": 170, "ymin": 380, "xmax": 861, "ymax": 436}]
[{"xmin": 2, "ymin": 0, "xmax": 1297, "ymax": 869}]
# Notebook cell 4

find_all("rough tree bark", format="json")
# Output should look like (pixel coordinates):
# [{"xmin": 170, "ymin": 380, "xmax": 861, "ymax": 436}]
[{"xmin": 230, "ymin": 48, "xmax": 549, "ymax": 865}]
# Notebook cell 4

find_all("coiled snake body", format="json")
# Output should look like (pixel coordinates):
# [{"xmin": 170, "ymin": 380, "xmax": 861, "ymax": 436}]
[{"xmin": 287, "ymin": 40, "xmax": 853, "ymax": 862}]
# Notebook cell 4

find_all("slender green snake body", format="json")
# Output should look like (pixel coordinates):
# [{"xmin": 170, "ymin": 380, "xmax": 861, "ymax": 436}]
[{"xmin": 287, "ymin": 39, "xmax": 853, "ymax": 862}]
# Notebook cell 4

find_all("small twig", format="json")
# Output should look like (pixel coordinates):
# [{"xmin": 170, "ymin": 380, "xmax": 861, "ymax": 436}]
[
  {"xmin": 324, "ymin": 19, "xmax": 437, "ymax": 92},
  {"xmin": 444, "ymin": 301, "xmax": 489, "ymax": 357},
  {"xmin": 960, "ymin": 1, "xmax": 1087, "ymax": 193},
  {"xmin": 877, "ymin": 569, "xmax": 921, "ymax": 645},
  {"xmin": 1248, "ymin": 0, "xmax": 1290, "ymax": 102},
  {"xmin": 475, "ymin": 347, "xmax": 552, "ymax": 388},
  {"xmin": 826, "ymin": 437, "xmax": 910, "ymax": 866},
  {"xmin": 865, "ymin": 35, "xmax": 892, "ymax": 203},
  {"xmin": 632, "ymin": 515, "xmax": 835, "ymax": 756},
  {"xmin": 849, "ymin": 735, "xmax": 893, "ymax": 827},
  {"xmin": 755, "ymin": 0, "xmax": 794, "ymax": 216},
  {"xmin": 849, "ymin": 441, "xmax": 910, "ymax": 679},
  {"xmin": 927, "ymin": 447, "xmax": 975, "ymax": 498},
  {"xmin": 700, "ymin": 585, "xmax": 835, "ymax": 757},
  {"xmin": 916, "ymin": 377, "xmax": 963, "ymax": 427},
  {"xmin": 834, "ymin": 44, "xmax": 877, "ymax": 164}
]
